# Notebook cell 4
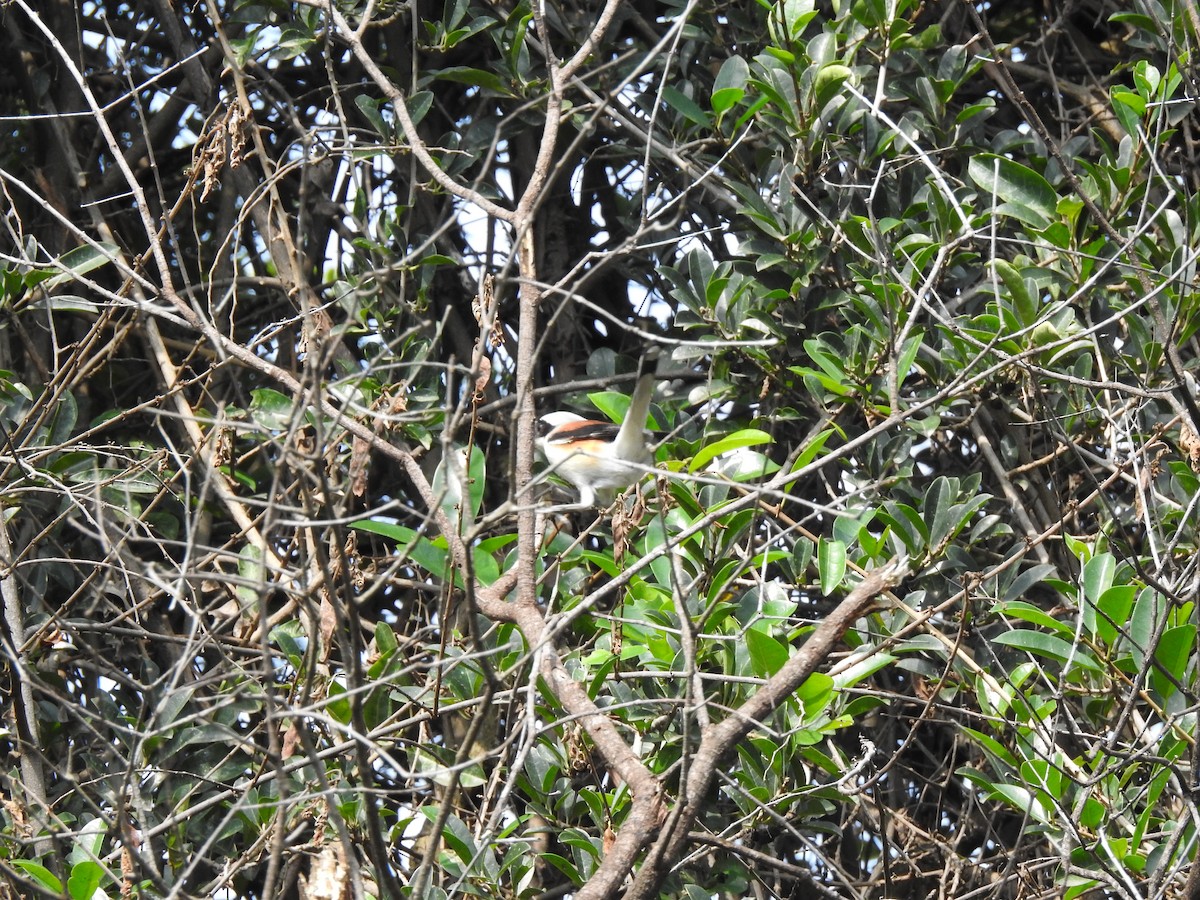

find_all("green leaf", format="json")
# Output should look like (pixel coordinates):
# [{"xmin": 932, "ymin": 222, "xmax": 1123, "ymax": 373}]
[
  {"xmin": 876, "ymin": 502, "xmax": 927, "ymax": 554},
  {"xmin": 999, "ymin": 600, "xmax": 1073, "ymax": 637},
  {"xmin": 1128, "ymin": 586, "xmax": 1166, "ymax": 670},
  {"xmin": 791, "ymin": 365, "xmax": 854, "ymax": 397},
  {"xmin": 1065, "ymin": 879, "xmax": 1101, "ymax": 900},
  {"xmin": 1092, "ymin": 584, "xmax": 1136, "ymax": 647},
  {"xmin": 351, "ymin": 520, "xmax": 451, "ymax": 579},
  {"xmin": 712, "ymin": 56, "xmax": 749, "ymax": 115},
  {"xmin": 327, "ymin": 679, "xmax": 352, "ymax": 725},
  {"xmin": 430, "ymin": 66, "xmax": 511, "ymax": 95},
  {"xmin": 992, "ymin": 630, "xmax": 1104, "ymax": 673},
  {"xmin": 1111, "ymin": 88, "xmax": 1145, "ymax": 137},
  {"xmin": 992, "ymin": 259, "xmax": 1036, "ymax": 328},
  {"xmin": 802, "ymin": 337, "xmax": 850, "ymax": 383},
  {"xmin": 662, "ymin": 85, "xmax": 711, "ymax": 127},
  {"xmin": 990, "ymin": 782, "xmax": 1050, "ymax": 824},
  {"xmin": 67, "ymin": 466, "xmax": 162, "ymax": 494},
  {"xmin": 375, "ymin": 621, "xmax": 398, "ymax": 655},
  {"xmin": 1109, "ymin": 12, "xmax": 1156, "ymax": 30},
  {"xmin": 249, "ymin": 387, "xmax": 297, "ymax": 430},
  {"xmin": 778, "ymin": 0, "xmax": 816, "ymax": 38},
  {"xmin": 45, "ymin": 241, "xmax": 119, "ymax": 290},
  {"xmin": 833, "ymin": 653, "xmax": 896, "ymax": 691},
  {"xmin": 1020, "ymin": 757, "xmax": 1064, "ymax": 801},
  {"xmin": 11, "ymin": 862, "xmax": 63, "ymax": 893},
  {"xmin": 1133, "ymin": 60, "xmax": 1161, "ymax": 101},
  {"xmin": 689, "ymin": 428, "xmax": 773, "ymax": 472},
  {"xmin": 790, "ymin": 428, "xmax": 836, "ymax": 472},
  {"xmin": 407, "ymin": 90, "xmax": 434, "ymax": 125},
  {"xmin": 746, "ymin": 627, "xmax": 789, "ymax": 676},
  {"xmin": 793, "ymin": 537, "xmax": 813, "ymax": 576},
  {"xmin": 1081, "ymin": 553, "xmax": 1116, "ymax": 605},
  {"xmin": 432, "ymin": 444, "xmax": 486, "ymax": 532},
  {"xmin": 923, "ymin": 476, "xmax": 954, "ymax": 547},
  {"xmin": 1063, "ymin": 533, "xmax": 1092, "ymax": 563},
  {"xmin": 423, "ymin": 809, "xmax": 478, "ymax": 862},
  {"xmin": 271, "ymin": 622, "xmax": 306, "ymax": 663},
  {"xmin": 28, "ymin": 294, "xmax": 101, "ymax": 315},
  {"xmin": 71, "ymin": 816, "xmax": 107, "ymax": 863},
  {"xmin": 505, "ymin": 9, "xmax": 533, "ymax": 75},
  {"xmin": 437, "ymin": 16, "xmax": 495, "ymax": 49},
  {"xmin": 237, "ymin": 543, "xmax": 266, "ymax": 609},
  {"xmin": 968, "ymin": 154, "xmax": 1058, "ymax": 228},
  {"xmin": 587, "ymin": 389, "xmax": 653, "ymax": 428},
  {"xmin": 959, "ymin": 728, "xmax": 1018, "ymax": 770},
  {"xmin": 540, "ymin": 852, "xmax": 583, "ymax": 882},
  {"xmin": 796, "ymin": 672, "xmax": 834, "ymax": 714},
  {"xmin": 818, "ymin": 538, "xmax": 846, "ymax": 595},
  {"xmin": 67, "ymin": 861, "xmax": 105, "ymax": 900},
  {"xmin": 355, "ymin": 94, "xmax": 391, "ymax": 138},
  {"xmin": 813, "ymin": 63, "xmax": 852, "ymax": 111},
  {"xmin": 894, "ymin": 330, "xmax": 923, "ymax": 386},
  {"xmin": 1151, "ymin": 624, "xmax": 1196, "ymax": 698}
]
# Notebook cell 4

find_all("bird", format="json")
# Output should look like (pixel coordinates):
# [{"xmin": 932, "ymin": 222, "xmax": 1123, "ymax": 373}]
[{"xmin": 538, "ymin": 350, "xmax": 659, "ymax": 508}]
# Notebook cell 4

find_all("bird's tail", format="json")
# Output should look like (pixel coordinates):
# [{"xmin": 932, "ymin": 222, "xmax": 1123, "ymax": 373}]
[{"xmin": 611, "ymin": 349, "xmax": 659, "ymax": 462}]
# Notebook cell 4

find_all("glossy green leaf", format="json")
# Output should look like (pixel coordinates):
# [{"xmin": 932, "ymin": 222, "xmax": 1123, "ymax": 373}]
[
  {"xmin": 992, "ymin": 630, "xmax": 1104, "ymax": 673},
  {"xmin": 1093, "ymin": 584, "xmax": 1136, "ymax": 647},
  {"xmin": 407, "ymin": 90, "xmax": 434, "ymax": 124},
  {"xmin": 1128, "ymin": 587, "xmax": 1167, "ymax": 670},
  {"xmin": 1111, "ymin": 88, "xmax": 1145, "ymax": 137},
  {"xmin": 539, "ymin": 853, "xmax": 582, "ymax": 882},
  {"xmin": 1151, "ymin": 624, "xmax": 1196, "ymax": 698},
  {"xmin": 355, "ymin": 94, "xmax": 390, "ymax": 138},
  {"xmin": 790, "ymin": 428, "xmax": 836, "ymax": 471},
  {"xmin": 990, "ymin": 782, "xmax": 1050, "ymax": 824},
  {"xmin": 587, "ymin": 388, "xmax": 656, "ymax": 429},
  {"xmin": 11, "ymin": 862, "xmax": 62, "ymax": 893},
  {"xmin": 793, "ymin": 537, "xmax": 814, "ymax": 576},
  {"xmin": 778, "ymin": 0, "xmax": 816, "ymax": 37},
  {"xmin": 712, "ymin": 56, "xmax": 749, "ymax": 114},
  {"xmin": 999, "ymin": 600, "xmax": 1073, "ymax": 637},
  {"xmin": 689, "ymin": 428, "xmax": 773, "ymax": 472},
  {"xmin": 813, "ymin": 63, "xmax": 852, "ymax": 110},
  {"xmin": 895, "ymin": 329, "xmax": 923, "ymax": 386},
  {"xmin": 44, "ymin": 241, "xmax": 118, "ymax": 289},
  {"xmin": 833, "ymin": 653, "xmax": 896, "ymax": 690},
  {"xmin": 375, "ymin": 621, "xmax": 398, "ymax": 655},
  {"xmin": 818, "ymin": 538, "xmax": 846, "ymax": 595},
  {"xmin": 1081, "ymin": 553, "xmax": 1116, "ymax": 605},
  {"xmin": 28, "ymin": 294, "xmax": 101, "ymax": 314},
  {"xmin": 352, "ymin": 520, "xmax": 450, "ymax": 578},
  {"xmin": 249, "ymin": 387, "xmax": 297, "ymax": 430},
  {"xmin": 875, "ymin": 504, "xmax": 925, "ymax": 554},
  {"xmin": 429, "ymin": 66, "xmax": 511, "ymax": 95},
  {"xmin": 1019, "ymin": 758, "xmax": 1064, "ymax": 807},
  {"xmin": 67, "ymin": 861, "xmax": 104, "ymax": 900},
  {"xmin": 663, "ymin": 85, "xmax": 711, "ymax": 127},
  {"xmin": 992, "ymin": 259, "xmax": 1036, "ymax": 328},
  {"xmin": 796, "ymin": 672, "xmax": 834, "ymax": 711},
  {"xmin": 968, "ymin": 154, "xmax": 1058, "ymax": 228},
  {"xmin": 746, "ymin": 627, "xmax": 789, "ymax": 676},
  {"xmin": 432, "ymin": 444, "xmax": 486, "ymax": 532},
  {"xmin": 327, "ymin": 679, "xmax": 350, "ymax": 725},
  {"xmin": 959, "ymin": 728, "xmax": 1019, "ymax": 770}
]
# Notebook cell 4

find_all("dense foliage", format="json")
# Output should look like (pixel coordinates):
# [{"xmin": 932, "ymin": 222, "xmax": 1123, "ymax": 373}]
[{"xmin": 3, "ymin": 0, "xmax": 1200, "ymax": 897}]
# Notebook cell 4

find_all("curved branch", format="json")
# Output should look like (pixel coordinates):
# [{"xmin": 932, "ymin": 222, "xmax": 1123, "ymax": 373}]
[{"xmin": 626, "ymin": 558, "xmax": 911, "ymax": 899}]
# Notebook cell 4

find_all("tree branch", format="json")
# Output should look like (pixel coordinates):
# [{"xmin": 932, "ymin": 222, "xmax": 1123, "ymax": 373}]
[{"xmin": 625, "ymin": 558, "xmax": 910, "ymax": 898}]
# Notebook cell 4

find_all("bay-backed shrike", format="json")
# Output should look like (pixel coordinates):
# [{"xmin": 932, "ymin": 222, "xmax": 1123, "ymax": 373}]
[{"xmin": 538, "ymin": 352, "xmax": 658, "ymax": 508}]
